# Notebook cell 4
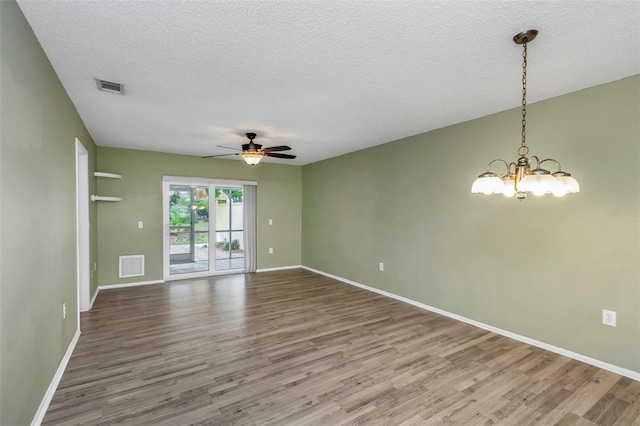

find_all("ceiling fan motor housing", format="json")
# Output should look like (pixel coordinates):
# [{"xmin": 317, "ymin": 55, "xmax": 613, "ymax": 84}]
[{"xmin": 242, "ymin": 143, "xmax": 262, "ymax": 151}]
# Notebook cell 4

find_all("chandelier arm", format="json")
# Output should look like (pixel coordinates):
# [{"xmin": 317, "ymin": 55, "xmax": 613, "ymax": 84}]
[
  {"xmin": 508, "ymin": 162, "xmax": 517, "ymax": 175},
  {"xmin": 529, "ymin": 155, "xmax": 541, "ymax": 169},
  {"xmin": 485, "ymin": 159, "xmax": 511, "ymax": 174},
  {"xmin": 539, "ymin": 158, "xmax": 562, "ymax": 172}
]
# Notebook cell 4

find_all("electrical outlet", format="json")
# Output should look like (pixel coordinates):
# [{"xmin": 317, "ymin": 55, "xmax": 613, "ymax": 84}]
[
  {"xmin": 63, "ymin": 303, "xmax": 67, "ymax": 320},
  {"xmin": 269, "ymin": 247, "xmax": 273, "ymax": 254},
  {"xmin": 379, "ymin": 262, "xmax": 384, "ymax": 272},
  {"xmin": 602, "ymin": 309, "xmax": 616, "ymax": 327},
  {"xmin": 269, "ymin": 219, "xmax": 273, "ymax": 225}
]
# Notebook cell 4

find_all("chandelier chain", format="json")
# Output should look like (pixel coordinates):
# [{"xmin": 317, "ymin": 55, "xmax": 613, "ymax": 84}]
[{"xmin": 519, "ymin": 40, "xmax": 528, "ymax": 157}]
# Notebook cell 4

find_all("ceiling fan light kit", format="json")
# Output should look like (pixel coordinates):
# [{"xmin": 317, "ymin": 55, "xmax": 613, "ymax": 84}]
[
  {"xmin": 241, "ymin": 152, "xmax": 264, "ymax": 166},
  {"xmin": 471, "ymin": 30, "xmax": 579, "ymax": 199},
  {"xmin": 202, "ymin": 132, "xmax": 296, "ymax": 166}
]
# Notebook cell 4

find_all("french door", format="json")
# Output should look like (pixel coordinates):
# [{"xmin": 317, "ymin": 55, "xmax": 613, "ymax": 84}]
[{"xmin": 163, "ymin": 177, "xmax": 253, "ymax": 280}]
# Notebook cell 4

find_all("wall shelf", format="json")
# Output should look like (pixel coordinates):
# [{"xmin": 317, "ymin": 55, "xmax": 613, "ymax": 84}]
[
  {"xmin": 94, "ymin": 172, "xmax": 122, "ymax": 179},
  {"xmin": 94, "ymin": 171, "xmax": 122, "ymax": 201},
  {"xmin": 91, "ymin": 195, "xmax": 122, "ymax": 202}
]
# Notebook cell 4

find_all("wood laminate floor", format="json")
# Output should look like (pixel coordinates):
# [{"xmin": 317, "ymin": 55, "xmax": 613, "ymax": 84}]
[{"xmin": 43, "ymin": 269, "xmax": 640, "ymax": 425}]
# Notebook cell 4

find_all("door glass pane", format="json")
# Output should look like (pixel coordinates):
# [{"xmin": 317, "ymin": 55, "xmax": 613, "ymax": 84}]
[
  {"xmin": 169, "ymin": 185, "xmax": 209, "ymax": 275},
  {"xmin": 215, "ymin": 186, "xmax": 244, "ymax": 271}
]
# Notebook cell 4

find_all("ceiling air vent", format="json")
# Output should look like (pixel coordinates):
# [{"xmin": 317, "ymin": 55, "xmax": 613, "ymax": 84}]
[{"xmin": 96, "ymin": 79, "xmax": 124, "ymax": 94}]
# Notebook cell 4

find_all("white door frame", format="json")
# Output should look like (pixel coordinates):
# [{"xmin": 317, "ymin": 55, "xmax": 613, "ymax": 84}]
[{"xmin": 75, "ymin": 138, "xmax": 90, "ymax": 315}]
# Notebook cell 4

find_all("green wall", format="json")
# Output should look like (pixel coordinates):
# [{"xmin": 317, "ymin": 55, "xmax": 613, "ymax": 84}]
[
  {"xmin": 96, "ymin": 147, "xmax": 301, "ymax": 285},
  {"xmin": 0, "ymin": 1, "xmax": 98, "ymax": 424},
  {"xmin": 302, "ymin": 75, "xmax": 640, "ymax": 373},
  {"xmin": 0, "ymin": 1, "xmax": 636, "ymax": 422}
]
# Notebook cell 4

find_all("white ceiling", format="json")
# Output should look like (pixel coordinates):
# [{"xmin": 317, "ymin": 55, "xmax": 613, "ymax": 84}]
[{"xmin": 17, "ymin": 0, "xmax": 640, "ymax": 166}]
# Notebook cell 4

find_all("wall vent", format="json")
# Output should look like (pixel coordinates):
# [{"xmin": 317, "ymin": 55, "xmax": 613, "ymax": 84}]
[
  {"xmin": 119, "ymin": 255, "xmax": 144, "ymax": 278},
  {"xmin": 96, "ymin": 79, "xmax": 124, "ymax": 94}
]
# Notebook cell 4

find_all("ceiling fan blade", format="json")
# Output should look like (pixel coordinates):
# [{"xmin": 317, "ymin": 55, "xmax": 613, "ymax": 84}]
[
  {"xmin": 262, "ymin": 145, "xmax": 292, "ymax": 152},
  {"xmin": 265, "ymin": 153, "xmax": 296, "ymax": 159},
  {"xmin": 217, "ymin": 145, "xmax": 241, "ymax": 151},
  {"xmin": 201, "ymin": 153, "xmax": 240, "ymax": 159}
]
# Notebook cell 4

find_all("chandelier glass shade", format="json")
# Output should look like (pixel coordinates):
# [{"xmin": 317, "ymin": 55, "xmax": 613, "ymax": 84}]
[{"xmin": 471, "ymin": 30, "xmax": 579, "ymax": 199}]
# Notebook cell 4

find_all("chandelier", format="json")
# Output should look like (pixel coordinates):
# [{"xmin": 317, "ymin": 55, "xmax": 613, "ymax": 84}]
[{"xmin": 471, "ymin": 30, "xmax": 579, "ymax": 199}]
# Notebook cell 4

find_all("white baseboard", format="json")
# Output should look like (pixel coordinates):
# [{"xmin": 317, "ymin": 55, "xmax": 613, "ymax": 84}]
[
  {"xmin": 31, "ymin": 329, "xmax": 81, "ymax": 426},
  {"xmin": 88, "ymin": 287, "xmax": 99, "ymax": 310},
  {"xmin": 256, "ymin": 265, "xmax": 302, "ymax": 273},
  {"xmin": 301, "ymin": 266, "xmax": 640, "ymax": 382},
  {"xmin": 98, "ymin": 279, "xmax": 165, "ymax": 291}
]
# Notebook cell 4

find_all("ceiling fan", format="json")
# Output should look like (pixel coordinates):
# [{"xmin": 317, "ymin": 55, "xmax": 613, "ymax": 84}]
[{"xmin": 202, "ymin": 133, "xmax": 296, "ymax": 166}]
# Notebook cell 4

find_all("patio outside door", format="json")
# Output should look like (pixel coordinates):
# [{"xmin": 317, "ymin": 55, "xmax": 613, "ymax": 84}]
[{"xmin": 163, "ymin": 178, "xmax": 246, "ymax": 279}]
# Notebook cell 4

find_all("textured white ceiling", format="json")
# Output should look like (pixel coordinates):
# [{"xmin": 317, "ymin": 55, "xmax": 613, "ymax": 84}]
[{"xmin": 17, "ymin": 0, "xmax": 640, "ymax": 165}]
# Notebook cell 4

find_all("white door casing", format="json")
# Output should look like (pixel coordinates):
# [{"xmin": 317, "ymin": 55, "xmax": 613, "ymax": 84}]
[{"xmin": 75, "ymin": 138, "xmax": 90, "ymax": 314}]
